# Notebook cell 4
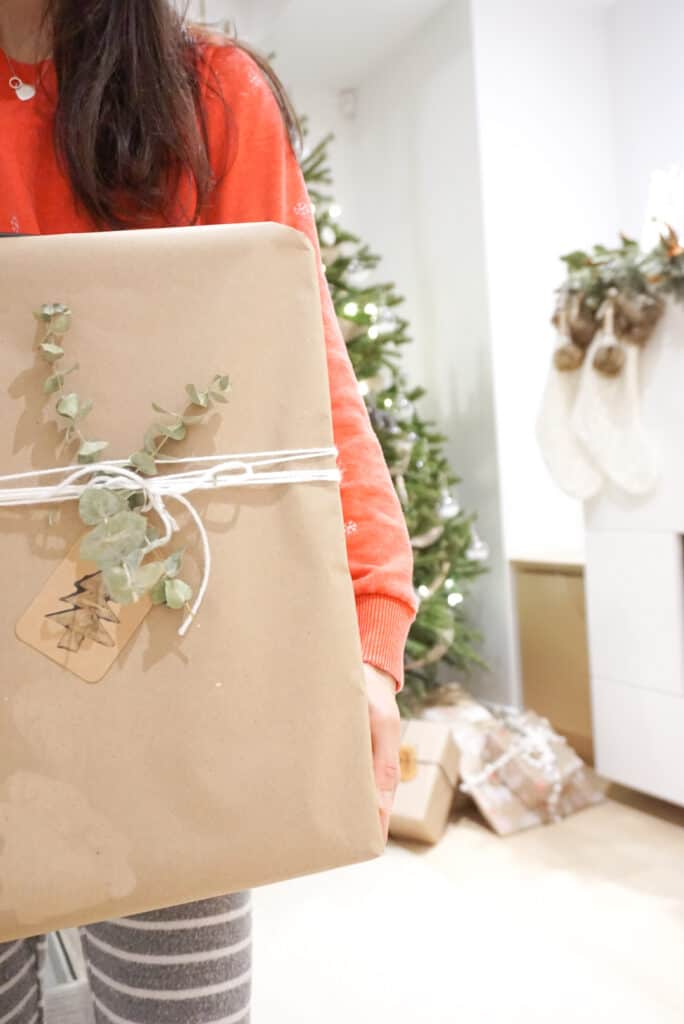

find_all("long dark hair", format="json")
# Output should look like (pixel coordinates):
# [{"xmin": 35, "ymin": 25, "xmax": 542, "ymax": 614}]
[{"xmin": 40, "ymin": 1, "xmax": 302, "ymax": 229}]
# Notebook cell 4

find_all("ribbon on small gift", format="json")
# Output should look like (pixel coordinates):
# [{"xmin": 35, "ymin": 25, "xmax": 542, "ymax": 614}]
[
  {"xmin": 458, "ymin": 710, "xmax": 578, "ymax": 823},
  {"xmin": 0, "ymin": 446, "xmax": 340, "ymax": 636}
]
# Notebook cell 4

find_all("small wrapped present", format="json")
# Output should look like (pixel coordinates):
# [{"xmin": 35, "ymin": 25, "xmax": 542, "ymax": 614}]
[
  {"xmin": 389, "ymin": 720, "xmax": 460, "ymax": 844},
  {"xmin": 423, "ymin": 685, "xmax": 607, "ymax": 835}
]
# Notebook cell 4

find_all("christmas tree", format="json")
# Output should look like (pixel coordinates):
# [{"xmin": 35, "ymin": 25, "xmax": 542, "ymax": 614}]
[
  {"xmin": 301, "ymin": 130, "xmax": 489, "ymax": 712},
  {"xmin": 47, "ymin": 571, "xmax": 119, "ymax": 652}
]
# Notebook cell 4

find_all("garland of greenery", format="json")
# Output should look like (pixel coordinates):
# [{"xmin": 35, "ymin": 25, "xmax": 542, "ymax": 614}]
[{"xmin": 551, "ymin": 226, "xmax": 684, "ymax": 375}]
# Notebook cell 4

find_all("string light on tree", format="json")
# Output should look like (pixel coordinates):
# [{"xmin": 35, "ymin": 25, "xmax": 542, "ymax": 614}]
[{"xmin": 300, "ymin": 126, "xmax": 488, "ymax": 712}]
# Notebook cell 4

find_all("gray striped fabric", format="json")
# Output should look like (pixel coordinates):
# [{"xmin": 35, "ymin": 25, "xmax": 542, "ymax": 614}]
[{"xmin": 0, "ymin": 892, "xmax": 252, "ymax": 1024}]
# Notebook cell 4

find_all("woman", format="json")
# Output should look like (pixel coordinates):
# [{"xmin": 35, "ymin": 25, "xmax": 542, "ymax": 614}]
[{"xmin": 0, "ymin": 1, "xmax": 418, "ymax": 1021}]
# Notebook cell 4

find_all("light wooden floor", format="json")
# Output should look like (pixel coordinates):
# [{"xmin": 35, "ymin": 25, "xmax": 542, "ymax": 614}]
[{"xmin": 252, "ymin": 784, "xmax": 684, "ymax": 1023}]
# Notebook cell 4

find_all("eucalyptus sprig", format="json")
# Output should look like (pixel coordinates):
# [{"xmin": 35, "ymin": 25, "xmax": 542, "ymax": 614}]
[
  {"xmin": 32, "ymin": 302, "xmax": 232, "ymax": 620},
  {"xmin": 34, "ymin": 303, "xmax": 109, "ymax": 464},
  {"xmin": 78, "ymin": 373, "xmax": 231, "ymax": 613}
]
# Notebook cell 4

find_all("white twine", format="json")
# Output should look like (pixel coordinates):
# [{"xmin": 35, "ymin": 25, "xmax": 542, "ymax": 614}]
[
  {"xmin": 0, "ymin": 446, "xmax": 340, "ymax": 637},
  {"xmin": 459, "ymin": 711, "xmax": 570, "ymax": 822}
]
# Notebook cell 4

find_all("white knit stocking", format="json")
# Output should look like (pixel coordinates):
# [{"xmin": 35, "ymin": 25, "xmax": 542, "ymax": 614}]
[
  {"xmin": 536, "ymin": 362, "xmax": 603, "ymax": 500},
  {"xmin": 570, "ymin": 335, "xmax": 659, "ymax": 496}
]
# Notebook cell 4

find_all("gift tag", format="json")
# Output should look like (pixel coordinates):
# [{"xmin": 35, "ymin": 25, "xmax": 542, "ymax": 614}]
[{"xmin": 16, "ymin": 536, "xmax": 152, "ymax": 684}]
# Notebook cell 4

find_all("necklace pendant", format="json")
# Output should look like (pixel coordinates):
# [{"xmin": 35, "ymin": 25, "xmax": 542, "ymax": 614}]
[
  {"xmin": 14, "ymin": 81, "xmax": 36, "ymax": 101},
  {"xmin": 9, "ymin": 75, "xmax": 36, "ymax": 101}
]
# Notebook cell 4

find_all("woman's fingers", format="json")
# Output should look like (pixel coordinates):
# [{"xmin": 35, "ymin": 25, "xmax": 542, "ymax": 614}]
[{"xmin": 362, "ymin": 663, "xmax": 402, "ymax": 843}]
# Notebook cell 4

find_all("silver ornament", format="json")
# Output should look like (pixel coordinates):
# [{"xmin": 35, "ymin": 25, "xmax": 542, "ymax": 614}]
[
  {"xmin": 466, "ymin": 527, "xmax": 490, "ymax": 562},
  {"xmin": 439, "ymin": 490, "xmax": 461, "ymax": 520}
]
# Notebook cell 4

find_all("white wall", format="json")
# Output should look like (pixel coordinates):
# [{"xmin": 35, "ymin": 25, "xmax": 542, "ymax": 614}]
[
  {"xmin": 470, "ymin": 0, "xmax": 619, "ymax": 563},
  {"xmin": 608, "ymin": 0, "xmax": 684, "ymax": 237}
]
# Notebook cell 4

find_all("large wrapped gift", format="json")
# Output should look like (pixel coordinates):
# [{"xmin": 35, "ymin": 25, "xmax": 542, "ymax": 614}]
[
  {"xmin": 0, "ymin": 223, "xmax": 384, "ymax": 942},
  {"xmin": 389, "ymin": 720, "xmax": 460, "ymax": 844}
]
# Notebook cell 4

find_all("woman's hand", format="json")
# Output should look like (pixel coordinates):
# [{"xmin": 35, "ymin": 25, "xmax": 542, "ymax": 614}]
[{"xmin": 363, "ymin": 662, "xmax": 402, "ymax": 844}]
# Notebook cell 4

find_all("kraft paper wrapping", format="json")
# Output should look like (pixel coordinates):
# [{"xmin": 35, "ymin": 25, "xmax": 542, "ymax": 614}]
[
  {"xmin": 0, "ymin": 222, "xmax": 384, "ymax": 942},
  {"xmin": 389, "ymin": 720, "xmax": 460, "ymax": 844}
]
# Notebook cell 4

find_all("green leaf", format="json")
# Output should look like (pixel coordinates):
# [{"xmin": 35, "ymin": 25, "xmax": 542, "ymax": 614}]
[
  {"xmin": 164, "ymin": 578, "xmax": 193, "ymax": 610},
  {"xmin": 143, "ymin": 427, "xmax": 160, "ymax": 455},
  {"xmin": 561, "ymin": 250, "xmax": 591, "ymax": 271},
  {"xmin": 51, "ymin": 312, "xmax": 71, "ymax": 334},
  {"xmin": 77, "ymin": 398, "xmax": 93, "ymax": 421},
  {"xmin": 80, "ymin": 510, "xmax": 148, "ymax": 567},
  {"xmin": 79, "ymin": 487, "xmax": 126, "ymax": 525},
  {"xmin": 40, "ymin": 342, "xmax": 65, "ymax": 362},
  {"xmin": 130, "ymin": 450, "xmax": 158, "ymax": 477},
  {"xmin": 103, "ymin": 567, "xmax": 135, "ymax": 605},
  {"xmin": 150, "ymin": 579, "xmax": 167, "ymax": 605},
  {"xmin": 186, "ymin": 383, "xmax": 209, "ymax": 408},
  {"xmin": 57, "ymin": 393, "xmax": 80, "ymax": 419},
  {"xmin": 77, "ymin": 440, "xmax": 109, "ymax": 463},
  {"xmin": 164, "ymin": 549, "xmax": 184, "ymax": 578},
  {"xmin": 209, "ymin": 390, "xmax": 229, "ymax": 404},
  {"xmin": 152, "ymin": 402, "xmax": 173, "ymax": 415},
  {"xmin": 123, "ymin": 548, "xmax": 144, "ymax": 572},
  {"xmin": 43, "ymin": 374, "xmax": 63, "ymax": 394},
  {"xmin": 213, "ymin": 374, "xmax": 231, "ymax": 392},
  {"xmin": 181, "ymin": 413, "xmax": 207, "ymax": 425},
  {"xmin": 158, "ymin": 420, "xmax": 186, "ymax": 441},
  {"xmin": 133, "ymin": 562, "xmax": 165, "ymax": 592}
]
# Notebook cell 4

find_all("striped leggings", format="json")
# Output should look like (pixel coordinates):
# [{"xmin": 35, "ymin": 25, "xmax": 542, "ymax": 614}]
[{"xmin": 0, "ymin": 892, "xmax": 252, "ymax": 1024}]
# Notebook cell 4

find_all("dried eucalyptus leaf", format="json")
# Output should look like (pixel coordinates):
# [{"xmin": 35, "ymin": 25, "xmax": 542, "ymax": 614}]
[
  {"xmin": 78, "ymin": 440, "xmax": 109, "ymax": 464},
  {"xmin": 181, "ymin": 413, "xmax": 206, "ymax": 425},
  {"xmin": 77, "ymin": 399, "xmax": 93, "ymax": 421},
  {"xmin": 209, "ymin": 390, "xmax": 229, "ymax": 404},
  {"xmin": 130, "ymin": 450, "xmax": 158, "ymax": 477},
  {"xmin": 56, "ymin": 393, "xmax": 79, "ymax": 419},
  {"xmin": 213, "ymin": 374, "xmax": 231, "ymax": 391},
  {"xmin": 43, "ymin": 374, "xmax": 63, "ymax": 394},
  {"xmin": 186, "ymin": 383, "xmax": 209, "ymax": 408},
  {"xmin": 143, "ymin": 428, "xmax": 160, "ymax": 455},
  {"xmin": 164, "ymin": 578, "xmax": 193, "ymax": 610},
  {"xmin": 51, "ymin": 313, "xmax": 71, "ymax": 334},
  {"xmin": 123, "ymin": 548, "xmax": 144, "ymax": 571},
  {"xmin": 103, "ymin": 566, "xmax": 135, "ymax": 605},
  {"xmin": 164, "ymin": 549, "xmax": 184, "ymax": 578},
  {"xmin": 40, "ymin": 342, "xmax": 65, "ymax": 362},
  {"xmin": 133, "ymin": 562, "xmax": 165, "ymax": 592},
  {"xmin": 80, "ymin": 510, "xmax": 148, "ymax": 567},
  {"xmin": 150, "ymin": 579, "xmax": 167, "ymax": 605},
  {"xmin": 158, "ymin": 421, "xmax": 186, "ymax": 441},
  {"xmin": 64, "ymin": 362, "xmax": 79, "ymax": 376},
  {"xmin": 152, "ymin": 402, "xmax": 172, "ymax": 415},
  {"xmin": 79, "ymin": 487, "xmax": 126, "ymax": 525}
]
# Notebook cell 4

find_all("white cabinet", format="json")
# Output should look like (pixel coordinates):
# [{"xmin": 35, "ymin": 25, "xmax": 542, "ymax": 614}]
[{"xmin": 583, "ymin": 306, "xmax": 684, "ymax": 805}]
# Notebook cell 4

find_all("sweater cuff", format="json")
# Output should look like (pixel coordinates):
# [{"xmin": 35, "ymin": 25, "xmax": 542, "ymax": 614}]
[{"xmin": 355, "ymin": 594, "xmax": 415, "ymax": 694}]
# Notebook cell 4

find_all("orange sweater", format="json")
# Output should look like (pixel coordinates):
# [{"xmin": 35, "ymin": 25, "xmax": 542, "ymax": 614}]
[{"xmin": 0, "ymin": 40, "xmax": 418, "ymax": 691}]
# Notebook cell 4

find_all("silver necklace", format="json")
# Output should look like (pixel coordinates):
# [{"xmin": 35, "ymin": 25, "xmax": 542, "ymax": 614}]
[{"xmin": 2, "ymin": 48, "xmax": 46, "ymax": 102}]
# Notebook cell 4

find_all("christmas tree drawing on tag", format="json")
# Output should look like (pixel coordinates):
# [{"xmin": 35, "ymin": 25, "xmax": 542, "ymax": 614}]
[{"xmin": 46, "ymin": 571, "xmax": 119, "ymax": 653}]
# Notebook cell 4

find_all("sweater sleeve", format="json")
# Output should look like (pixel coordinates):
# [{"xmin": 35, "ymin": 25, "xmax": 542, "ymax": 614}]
[{"xmin": 199, "ymin": 44, "xmax": 418, "ymax": 692}]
